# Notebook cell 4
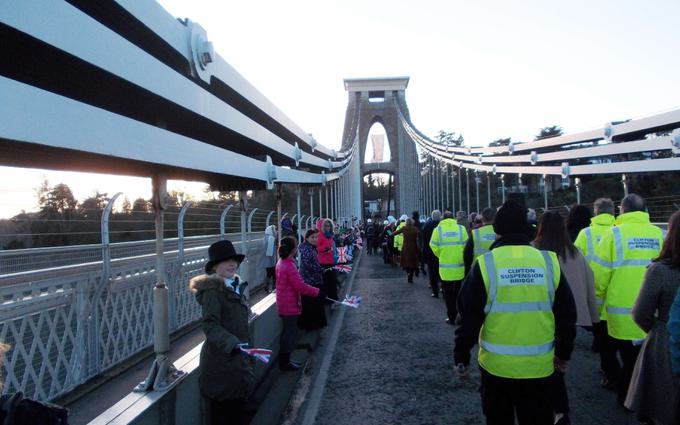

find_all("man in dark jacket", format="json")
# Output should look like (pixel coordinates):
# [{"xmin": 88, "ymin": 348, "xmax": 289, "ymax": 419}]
[
  {"xmin": 454, "ymin": 201, "xmax": 577, "ymax": 425},
  {"xmin": 422, "ymin": 210, "xmax": 442, "ymax": 297},
  {"xmin": 365, "ymin": 219, "xmax": 375, "ymax": 255}
]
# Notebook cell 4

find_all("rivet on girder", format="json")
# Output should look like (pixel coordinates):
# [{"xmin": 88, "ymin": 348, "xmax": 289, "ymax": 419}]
[
  {"xmin": 294, "ymin": 142, "xmax": 302, "ymax": 167},
  {"xmin": 561, "ymin": 162, "xmax": 571, "ymax": 179},
  {"xmin": 671, "ymin": 129, "xmax": 680, "ymax": 154},
  {"xmin": 309, "ymin": 134, "xmax": 317, "ymax": 152},
  {"xmin": 530, "ymin": 151, "xmax": 538, "ymax": 165},
  {"xmin": 508, "ymin": 143, "xmax": 515, "ymax": 154},
  {"xmin": 604, "ymin": 123, "xmax": 613, "ymax": 141},
  {"xmin": 321, "ymin": 171, "xmax": 327, "ymax": 186},
  {"xmin": 492, "ymin": 165, "xmax": 497, "ymax": 175},
  {"xmin": 476, "ymin": 155, "xmax": 483, "ymax": 164},
  {"xmin": 265, "ymin": 156, "xmax": 277, "ymax": 190}
]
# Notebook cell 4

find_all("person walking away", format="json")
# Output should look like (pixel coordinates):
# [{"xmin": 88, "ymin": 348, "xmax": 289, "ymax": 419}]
[
  {"xmin": 373, "ymin": 219, "xmax": 384, "ymax": 257},
  {"xmin": 430, "ymin": 210, "xmax": 468, "ymax": 324},
  {"xmin": 534, "ymin": 211, "xmax": 599, "ymax": 424},
  {"xmin": 592, "ymin": 194, "xmax": 664, "ymax": 406},
  {"xmin": 281, "ymin": 217, "xmax": 295, "ymax": 239},
  {"xmin": 317, "ymin": 218, "xmax": 339, "ymax": 301},
  {"xmin": 276, "ymin": 237, "xmax": 325, "ymax": 371},
  {"xmin": 567, "ymin": 204, "xmax": 593, "ymax": 242},
  {"xmin": 298, "ymin": 229, "xmax": 328, "ymax": 331},
  {"xmin": 423, "ymin": 210, "xmax": 442, "ymax": 298},
  {"xmin": 574, "ymin": 198, "xmax": 615, "ymax": 365},
  {"xmin": 464, "ymin": 208, "xmax": 497, "ymax": 275},
  {"xmin": 624, "ymin": 210, "xmax": 680, "ymax": 424},
  {"xmin": 262, "ymin": 225, "xmax": 277, "ymax": 292},
  {"xmin": 393, "ymin": 215, "xmax": 407, "ymax": 265},
  {"xmin": 392, "ymin": 218, "xmax": 420, "ymax": 283},
  {"xmin": 189, "ymin": 240, "xmax": 254, "ymax": 425},
  {"xmin": 454, "ymin": 200, "xmax": 577, "ymax": 425},
  {"xmin": 365, "ymin": 219, "xmax": 375, "ymax": 255},
  {"xmin": 412, "ymin": 211, "xmax": 426, "ymax": 277}
]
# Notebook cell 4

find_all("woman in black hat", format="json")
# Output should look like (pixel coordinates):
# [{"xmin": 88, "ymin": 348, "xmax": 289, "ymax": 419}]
[{"xmin": 189, "ymin": 240, "xmax": 254, "ymax": 425}]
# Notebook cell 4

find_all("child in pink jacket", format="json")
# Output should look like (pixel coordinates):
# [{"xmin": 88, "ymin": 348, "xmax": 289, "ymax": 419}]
[{"xmin": 275, "ymin": 236, "xmax": 325, "ymax": 371}]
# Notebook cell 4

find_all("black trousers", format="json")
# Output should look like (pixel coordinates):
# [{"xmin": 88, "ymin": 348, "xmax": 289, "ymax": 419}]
[
  {"xmin": 210, "ymin": 397, "xmax": 247, "ymax": 425},
  {"xmin": 279, "ymin": 315, "xmax": 299, "ymax": 355},
  {"xmin": 366, "ymin": 237, "xmax": 373, "ymax": 254},
  {"xmin": 550, "ymin": 370, "xmax": 569, "ymax": 414},
  {"xmin": 609, "ymin": 336, "xmax": 642, "ymax": 404},
  {"xmin": 441, "ymin": 280, "xmax": 462, "ymax": 322},
  {"xmin": 427, "ymin": 260, "xmax": 440, "ymax": 295},
  {"xmin": 594, "ymin": 321, "xmax": 620, "ymax": 381},
  {"xmin": 480, "ymin": 369, "xmax": 553, "ymax": 425},
  {"xmin": 321, "ymin": 267, "xmax": 338, "ymax": 301}
]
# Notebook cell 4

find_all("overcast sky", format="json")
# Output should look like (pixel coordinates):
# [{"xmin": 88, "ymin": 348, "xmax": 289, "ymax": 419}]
[{"xmin": 2, "ymin": 0, "xmax": 679, "ymax": 218}]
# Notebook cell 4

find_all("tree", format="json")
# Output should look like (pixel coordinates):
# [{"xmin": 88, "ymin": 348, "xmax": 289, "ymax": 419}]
[
  {"xmin": 535, "ymin": 125, "xmax": 563, "ymax": 141},
  {"xmin": 40, "ymin": 183, "xmax": 77, "ymax": 214},
  {"xmin": 435, "ymin": 130, "xmax": 464, "ymax": 147},
  {"xmin": 489, "ymin": 137, "xmax": 513, "ymax": 147},
  {"xmin": 78, "ymin": 191, "xmax": 108, "ymax": 218},
  {"xmin": 132, "ymin": 198, "xmax": 151, "ymax": 213},
  {"xmin": 121, "ymin": 196, "xmax": 132, "ymax": 215}
]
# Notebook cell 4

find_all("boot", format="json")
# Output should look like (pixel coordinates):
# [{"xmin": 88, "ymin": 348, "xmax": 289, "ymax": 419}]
[{"xmin": 279, "ymin": 352, "xmax": 301, "ymax": 371}]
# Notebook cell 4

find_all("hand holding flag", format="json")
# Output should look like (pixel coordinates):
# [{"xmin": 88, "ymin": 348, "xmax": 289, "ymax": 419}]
[
  {"xmin": 325, "ymin": 294, "xmax": 361, "ymax": 309},
  {"xmin": 238, "ymin": 343, "xmax": 273, "ymax": 363}
]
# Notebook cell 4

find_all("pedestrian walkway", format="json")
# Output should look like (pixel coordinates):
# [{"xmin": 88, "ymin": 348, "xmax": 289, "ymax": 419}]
[{"xmin": 309, "ymin": 252, "xmax": 637, "ymax": 425}]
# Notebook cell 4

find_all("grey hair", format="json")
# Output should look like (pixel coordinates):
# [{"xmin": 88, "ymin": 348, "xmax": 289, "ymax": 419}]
[
  {"xmin": 443, "ymin": 211, "xmax": 455, "ymax": 219},
  {"xmin": 620, "ymin": 193, "xmax": 645, "ymax": 213},
  {"xmin": 431, "ymin": 209, "xmax": 442, "ymax": 221},
  {"xmin": 593, "ymin": 197, "xmax": 615, "ymax": 215},
  {"xmin": 406, "ymin": 218, "xmax": 415, "ymax": 226},
  {"xmin": 481, "ymin": 207, "xmax": 495, "ymax": 223}
]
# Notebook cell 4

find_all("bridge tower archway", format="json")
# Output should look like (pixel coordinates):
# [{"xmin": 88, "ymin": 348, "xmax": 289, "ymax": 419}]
[{"xmin": 342, "ymin": 77, "xmax": 421, "ymax": 219}]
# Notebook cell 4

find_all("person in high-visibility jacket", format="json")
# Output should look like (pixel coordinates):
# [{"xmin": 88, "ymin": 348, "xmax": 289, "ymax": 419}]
[
  {"xmin": 430, "ymin": 210, "xmax": 468, "ymax": 324},
  {"xmin": 463, "ymin": 207, "xmax": 497, "ymax": 274},
  {"xmin": 573, "ymin": 197, "xmax": 618, "ymax": 388},
  {"xmin": 454, "ymin": 200, "xmax": 577, "ymax": 424},
  {"xmin": 393, "ymin": 215, "xmax": 407, "ymax": 266},
  {"xmin": 592, "ymin": 194, "xmax": 664, "ymax": 405}
]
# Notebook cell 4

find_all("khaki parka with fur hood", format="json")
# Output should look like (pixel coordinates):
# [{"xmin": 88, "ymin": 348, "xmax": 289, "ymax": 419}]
[{"xmin": 189, "ymin": 274, "xmax": 255, "ymax": 401}]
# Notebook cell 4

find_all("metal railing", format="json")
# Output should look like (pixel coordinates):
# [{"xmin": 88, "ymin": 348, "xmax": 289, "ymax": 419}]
[{"xmin": 0, "ymin": 198, "xmax": 322, "ymax": 402}]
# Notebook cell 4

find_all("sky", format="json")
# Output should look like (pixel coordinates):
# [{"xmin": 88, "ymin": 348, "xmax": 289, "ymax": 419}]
[{"xmin": 2, "ymin": 0, "xmax": 680, "ymax": 218}]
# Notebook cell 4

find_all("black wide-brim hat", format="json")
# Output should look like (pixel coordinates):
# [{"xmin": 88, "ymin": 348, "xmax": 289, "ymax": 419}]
[{"xmin": 205, "ymin": 240, "xmax": 246, "ymax": 273}]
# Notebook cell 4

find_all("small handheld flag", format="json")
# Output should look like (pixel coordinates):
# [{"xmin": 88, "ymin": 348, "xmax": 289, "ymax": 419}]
[
  {"xmin": 342, "ymin": 294, "xmax": 361, "ymax": 308},
  {"xmin": 238, "ymin": 343, "xmax": 272, "ymax": 363},
  {"xmin": 333, "ymin": 264, "xmax": 353, "ymax": 273}
]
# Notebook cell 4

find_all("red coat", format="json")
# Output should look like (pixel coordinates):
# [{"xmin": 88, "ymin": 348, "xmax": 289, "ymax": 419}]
[
  {"xmin": 316, "ymin": 219, "xmax": 335, "ymax": 266},
  {"xmin": 275, "ymin": 257, "xmax": 320, "ymax": 316}
]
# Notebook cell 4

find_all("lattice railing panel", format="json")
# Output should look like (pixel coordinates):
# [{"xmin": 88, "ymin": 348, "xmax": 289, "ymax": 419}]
[
  {"xmin": 0, "ymin": 277, "xmax": 86, "ymax": 400},
  {"xmin": 98, "ymin": 263, "xmax": 155, "ymax": 370}
]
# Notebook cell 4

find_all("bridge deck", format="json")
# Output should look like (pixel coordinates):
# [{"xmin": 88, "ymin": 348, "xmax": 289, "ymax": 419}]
[{"xmin": 304, "ymin": 252, "xmax": 636, "ymax": 425}]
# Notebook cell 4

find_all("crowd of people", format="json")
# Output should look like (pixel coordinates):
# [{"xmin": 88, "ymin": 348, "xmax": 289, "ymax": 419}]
[
  {"xmin": 192, "ymin": 217, "xmax": 362, "ymax": 424},
  {"xmin": 190, "ymin": 193, "xmax": 680, "ymax": 425},
  {"xmin": 362, "ymin": 194, "xmax": 680, "ymax": 425}
]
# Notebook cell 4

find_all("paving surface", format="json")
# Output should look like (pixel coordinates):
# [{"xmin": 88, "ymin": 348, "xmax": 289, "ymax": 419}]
[{"xmin": 311, "ymin": 252, "xmax": 638, "ymax": 425}]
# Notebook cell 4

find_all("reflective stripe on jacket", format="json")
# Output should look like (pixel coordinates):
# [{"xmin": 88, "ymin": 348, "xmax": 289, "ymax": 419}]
[
  {"xmin": 394, "ymin": 222, "xmax": 405, "ymax": 250},
  {"xmin": 477, "ymin": 246, "xmax": 560, "ymax": 379},
  {"xmin": 472, "ymin": 225, "xmax": 497, "ymax": 260},
  {"xmin": 593, "ymin": 211, "xmax": 663, "ymax": 341},
  {"xmin": 429, "ymin": 218, "xmax": 468, "ymax": 281},
  {"xmin": 574, "ymin": 213, "xmax": 615, "ymax": 319}
]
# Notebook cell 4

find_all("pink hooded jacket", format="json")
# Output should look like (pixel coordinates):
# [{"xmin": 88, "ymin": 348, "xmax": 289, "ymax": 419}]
[
  {"xmin": 316, "ymin": 218, "xmax": 335, "ymax": 266},
  {"xmin": 275, "ymin": 257, "xmax": 320, "ymax": 316}
]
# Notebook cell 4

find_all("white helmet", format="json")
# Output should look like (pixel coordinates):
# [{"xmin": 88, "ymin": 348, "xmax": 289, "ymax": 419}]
[{"xmin": 367, "ymin": 218, "xmax": 372, "ymax": 224}]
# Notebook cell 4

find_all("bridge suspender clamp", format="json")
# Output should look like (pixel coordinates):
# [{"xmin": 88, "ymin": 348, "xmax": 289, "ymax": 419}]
[{"xmin": 135, "ymin": 174, "xmax": 186, "ymax": 392}]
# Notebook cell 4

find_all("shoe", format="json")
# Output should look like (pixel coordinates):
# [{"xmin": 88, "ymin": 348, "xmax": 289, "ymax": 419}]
[
  {"xmin": 431, "ymin": 293, "xmax": 438, "ymax": 298},
  {"xmin": 280, "ymin": 361, "xmax": 301, "ymax": 371},
  {"xmin": 554, "ymin": 413, "xmax": 571, "ymax": 425}
]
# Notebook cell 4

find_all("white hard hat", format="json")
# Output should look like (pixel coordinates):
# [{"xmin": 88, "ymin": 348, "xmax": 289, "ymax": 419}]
[{"xmin": 367, "ymin": 219, "xmax": 372, "ymax": 223}]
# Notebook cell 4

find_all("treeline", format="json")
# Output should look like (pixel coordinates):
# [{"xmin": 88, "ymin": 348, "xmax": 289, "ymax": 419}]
[{"xmin": 0, "ymin": 180, "xmax": 318, "ymax": 250}]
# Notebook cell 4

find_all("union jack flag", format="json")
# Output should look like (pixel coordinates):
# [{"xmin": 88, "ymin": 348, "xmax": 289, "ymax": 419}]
[
  {"xmin": 333, "ymin": 264, "xmax": 353, "ymax": 273},
  {"xmin": 337, "ymin": 246, "xmax": 352, "ymax": 264},
  {"xmin": 342, "ymin": 294, "xmax": 361, "ymax": 309},
  {"xmin": 238, "ymin": 344, "xmax": 272, "ymax": 363},
  {"xmin": 355, "ymin": 237, "xmax": 363, "ymax": 247}
]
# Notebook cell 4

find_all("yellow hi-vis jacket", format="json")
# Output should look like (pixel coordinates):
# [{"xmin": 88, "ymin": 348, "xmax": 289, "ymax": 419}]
[
  {"xmin": 472, "ymin": 225, "xmax": 497, "ymax": 260},
  {"xmin": 477, "ymin": 246, "xmax": 560, "ymax": 379},
  {"xmin": 574, "ymin": 213, "xmax": 615, "ymax": 319},
  {"xmin": 429, "ymin": 218, "xmax": 468, "ymax": 281},
  {"xmin": 393, "ymin": 221, "xmax": 405, "ymax": 250},
  {"xmin": 593, "ymin": 211, "xmax": 663, "ymax": 341}
]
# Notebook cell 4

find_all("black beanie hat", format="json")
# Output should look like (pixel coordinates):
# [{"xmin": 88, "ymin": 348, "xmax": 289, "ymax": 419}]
[{"xmin": 493, "ymin": 200, "xmax": 529, "ymax": 236}]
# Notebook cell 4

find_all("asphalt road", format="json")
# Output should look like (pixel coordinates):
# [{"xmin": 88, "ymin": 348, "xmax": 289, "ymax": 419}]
[{"xmin": 311, "ymin": 252, "xmax": 637, "ymax": 425}]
